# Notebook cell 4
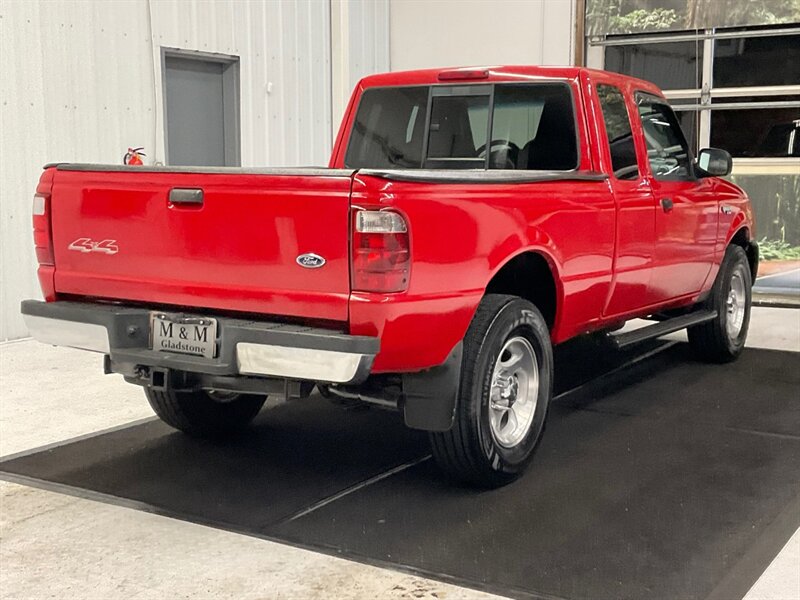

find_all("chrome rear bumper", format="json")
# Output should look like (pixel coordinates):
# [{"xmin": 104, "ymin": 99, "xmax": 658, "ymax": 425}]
[
  {"xmin": 23, "ymin": 314, "xmax": 110, "ymax": 354},
  {"xmin": 21, "ymin": 300, "xmax": 377, "ymax": 385}
]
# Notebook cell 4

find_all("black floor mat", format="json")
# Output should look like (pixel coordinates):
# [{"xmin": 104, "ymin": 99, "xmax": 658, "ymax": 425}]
[{"xmin": 2, "ymin": 342, "xmax": 798, "ymax": 600}]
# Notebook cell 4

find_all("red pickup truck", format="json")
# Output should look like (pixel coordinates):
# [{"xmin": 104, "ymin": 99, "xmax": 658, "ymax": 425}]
[{"xmin": 22, "ymin": 66, "xmax": 757, "ymax": 487}]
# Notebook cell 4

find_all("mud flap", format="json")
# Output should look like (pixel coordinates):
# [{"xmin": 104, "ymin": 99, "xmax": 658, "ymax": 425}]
[{"xmin": 402, "ymin": 342, "xmax": 462, "ymax": 432}]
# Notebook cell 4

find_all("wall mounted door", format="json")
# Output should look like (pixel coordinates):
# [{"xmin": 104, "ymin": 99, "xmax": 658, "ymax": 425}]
[{"xmin": 164, "ymin": 52, "xmax": 240, "ymax": 166}]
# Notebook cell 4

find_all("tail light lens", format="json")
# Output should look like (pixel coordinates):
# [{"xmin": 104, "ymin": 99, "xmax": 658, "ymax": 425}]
[
  {"xmin": 352, "ymin": 210, "xmax": 410, "ymax": 293},
  {"xmin": 33, "ymin": 193, "xmax": 54, "ymax": 265}
]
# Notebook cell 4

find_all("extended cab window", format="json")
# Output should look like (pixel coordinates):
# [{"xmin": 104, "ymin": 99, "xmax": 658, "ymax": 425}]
[
  {"xmin": 597, "ymin": 84, "xmax": 639, "ymax": 180},
  {"xmin": 637, "ymin": 94, "xmax": 694, "ymax": 181},
  {"xmin": 345, "ymin": 83, "xmax": 578, "ymax": 171}
]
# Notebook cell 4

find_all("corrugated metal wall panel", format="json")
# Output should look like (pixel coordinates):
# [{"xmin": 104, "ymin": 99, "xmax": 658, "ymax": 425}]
[
  {"xmin": 348, "ymin": 0, "xmax": 390, "ymax": 88},
  {"xmin": 0, "ymin": 0, "xmax": 48, "ymax": 342},
  {"xmin": 149, "ymin": 0, "xmax": 332, "ymax": 168},
  {"xmin": 389, "ymin": 0, "xmax": 575, "ymax": 70},
  {"xmin": 329, "ymin": 0, "xmax": 390, "ymax": 144},
  {"xmin": 0, "ymin": 0, "xmax": 155, "ymax": 341},
  {"xmin": 0, "ymin": 0, "xmax": 350, "ymax": 340}
]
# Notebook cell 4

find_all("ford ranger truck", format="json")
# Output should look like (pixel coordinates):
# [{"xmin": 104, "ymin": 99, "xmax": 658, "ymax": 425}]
[{"xmin": 22, "ymin": 67, "xmax": 758, "ymax": 487}]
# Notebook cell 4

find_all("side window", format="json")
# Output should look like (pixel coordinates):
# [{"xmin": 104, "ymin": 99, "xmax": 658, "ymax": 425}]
[
  {"xmin": 637, "ymin": 95, "xmax": 694, "ymax": 181},
  {"xmin": 597, "ymin": 84, "xmax": 639, "ymax": 180}
]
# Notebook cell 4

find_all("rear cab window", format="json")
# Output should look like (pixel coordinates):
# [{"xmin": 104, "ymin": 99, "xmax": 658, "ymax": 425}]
[
  {"xmin": 426, "ymin": 86, "xmax": 490, "ymax": 169},
  {"xmin": 344, "ymin": 83, "xmax": 579, "ymax": 171},
  {"xmin": 344, "ymin": 86, "xmax": 429, "ymax": 169}
]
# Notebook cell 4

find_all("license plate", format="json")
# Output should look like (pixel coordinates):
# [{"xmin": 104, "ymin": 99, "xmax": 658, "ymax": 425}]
[{"xmin": 150, "ymin": 313, "xmax": 217, "ymax": 358}]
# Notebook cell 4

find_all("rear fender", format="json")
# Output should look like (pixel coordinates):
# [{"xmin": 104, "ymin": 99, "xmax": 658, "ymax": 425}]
[{"xmin": 485, "ymin": 245, "xmax": 564, "ymax": 333}]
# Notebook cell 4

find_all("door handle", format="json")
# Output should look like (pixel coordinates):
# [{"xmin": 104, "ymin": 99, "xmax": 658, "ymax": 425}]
[
  {"xmin": 169, "ymin": 188, "xmax": 204, "ymax": 206},
  {"xmin": 660, "ymin": 197, "xmax": 674, "ymax": 213}
]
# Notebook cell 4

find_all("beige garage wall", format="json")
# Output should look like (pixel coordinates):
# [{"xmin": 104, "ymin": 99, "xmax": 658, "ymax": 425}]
[{"xmin": 389, "ymin": 0, "xmax": 576, "ymax": 71}]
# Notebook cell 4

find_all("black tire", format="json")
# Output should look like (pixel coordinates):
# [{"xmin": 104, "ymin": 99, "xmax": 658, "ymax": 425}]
[
  {"xmin": 429, "ymin": 294, "xmax": 553, "ymax": 488},
  {"xmin": 145, "ymin": 388, "xmax": 266, "ymax": 438},
  {"xmin": 688, "ymin": 245, "xmax": 752, "ymax": 363}
]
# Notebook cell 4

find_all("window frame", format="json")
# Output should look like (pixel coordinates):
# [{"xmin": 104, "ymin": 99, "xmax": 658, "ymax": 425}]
[
  {"xmin": 344, "ymin": 81, "xmax": 582, "ymax": 172},
  {"xmin": 423, "ymin": 83, "xmax": 493, "ymax": 169},
  {"xmin": 635, "ymin": 91, "xmax": 697, "ymax": 182},
  {"xmin": 596, "ymin": 82, "xmax": 641, "ymax": 181}
]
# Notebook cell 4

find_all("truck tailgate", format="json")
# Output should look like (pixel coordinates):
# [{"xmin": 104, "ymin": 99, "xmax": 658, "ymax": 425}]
[{"xmin": 49, "ymin": 167, "xmax": 355, "ymax": 322}]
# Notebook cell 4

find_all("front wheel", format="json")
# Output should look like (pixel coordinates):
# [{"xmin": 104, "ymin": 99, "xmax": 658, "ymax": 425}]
[
  {"xmin": 688, "ymin": 244, "xmax": 752, "ymax": 363},
  {"xmin": 145, "ymin": 388, "xmax": 266, "ymax": 439},
  {"xmin": 429, "ymin": 294, "xmax": 553, "ymax": 488}
]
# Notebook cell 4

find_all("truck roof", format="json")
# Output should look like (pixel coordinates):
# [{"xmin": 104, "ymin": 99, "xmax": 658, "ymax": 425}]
[{"xmin": 358, "ymin": 66, "xmax": 663, "ymax": 97}]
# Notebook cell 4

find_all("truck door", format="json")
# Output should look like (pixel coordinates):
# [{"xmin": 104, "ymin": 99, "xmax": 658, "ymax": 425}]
[
  {"xmin": 595, "ymin": 83, "xmax": 656, "ymax": 317},
  {"xmin": 635, "ymin": 94, "xmax": 718, "ymax": 303}
]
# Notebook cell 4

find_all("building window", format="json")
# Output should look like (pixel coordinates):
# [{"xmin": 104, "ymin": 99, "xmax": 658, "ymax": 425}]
[
  {"xmin": 593, "ymin": 28, "xmax": 800, "ymax": 157},
  {"xmin": 710, "ymin": 104, "xmax": 800, "ymax": 158},
  {"xmin": 604, "ymin": 41, "xmax": 703, "ymax": 91},
  {"xmin": 587, "ymin": 23, "xmax": 800, "ymax": 281},
  {"xmin": 714, "ymin": 33, "xmax": 800, "ymax": 87}
]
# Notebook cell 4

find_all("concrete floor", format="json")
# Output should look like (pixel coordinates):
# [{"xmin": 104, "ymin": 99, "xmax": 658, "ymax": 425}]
[
  {"xmin": 754, "ymin": 268, "xmax": 800, "ymax": 297},
  {"xmin": 1, "ymin": 481, "xmax": 504, "ymax": 600},
  {"xmin": 1, "ymin": 307, "xmax": 798, "ymax": 599}
]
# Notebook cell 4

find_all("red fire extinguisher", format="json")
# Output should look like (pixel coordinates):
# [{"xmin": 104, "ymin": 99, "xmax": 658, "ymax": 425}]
[{"xmin": 124, "ymin": 147, "xmax": 146, "ymax": 165}]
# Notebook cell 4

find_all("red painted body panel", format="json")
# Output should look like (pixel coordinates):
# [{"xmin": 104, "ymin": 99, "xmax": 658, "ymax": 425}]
[
  {"xmin": 348, "ymin": 173, "xmax": 617, "ymax": 371},
  {"xmin": 648, "ymin": 176, "xmax": 718, "ymax": 302},
  {"xmin": 35, "ymin": 66, "xmax": 754, "ymax": 376},
  {"xmin": 49, "ymin": 170, "xmax": 354, "ymax": 322}
]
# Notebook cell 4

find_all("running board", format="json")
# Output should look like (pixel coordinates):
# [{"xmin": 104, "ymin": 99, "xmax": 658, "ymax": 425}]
[{"xmin": 609, "ymin": 310, "xmax": 718, "ymax": 350}]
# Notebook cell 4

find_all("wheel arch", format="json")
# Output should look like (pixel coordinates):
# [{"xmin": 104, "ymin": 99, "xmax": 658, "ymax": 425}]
[
  {"xmin": 728, "ymin": 226, "xmax": 759, "ymax": 281},
  {"xmin": 484, "ymin": 249, "xmax": 562, "ymax": 331}
]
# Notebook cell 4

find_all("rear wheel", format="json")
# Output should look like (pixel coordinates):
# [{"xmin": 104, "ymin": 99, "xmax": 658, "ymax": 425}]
[
  {"xmin": 688, "ymin": 245, "xmax": 752, "ymax": 363},
  {"xmin": 429, "ymin": 294, "xmax": 553, "ymax": 488},
  {"xmin": 145, "ymin": 388, "xmax": 266, "ymax": 438}
]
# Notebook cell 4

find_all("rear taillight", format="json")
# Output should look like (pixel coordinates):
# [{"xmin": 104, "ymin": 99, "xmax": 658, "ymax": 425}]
[
  {"xmin": 33, "ymin": 193, "xmax": 54, "ymax": 265},
  {"xmin": 351, "ymin": 210, "xmax": 410, "ymax": 293}
]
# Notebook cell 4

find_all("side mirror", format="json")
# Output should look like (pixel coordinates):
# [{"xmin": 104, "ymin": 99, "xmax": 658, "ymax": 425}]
[{"xmin": 696, "ymin": 148, "xmax": 732, "ymax": 177}]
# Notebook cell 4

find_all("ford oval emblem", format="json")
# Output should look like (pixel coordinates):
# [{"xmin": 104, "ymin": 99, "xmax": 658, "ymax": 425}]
[{"xmin": 296, "ymin": 253, "xmax": 326, "ymax": 269}]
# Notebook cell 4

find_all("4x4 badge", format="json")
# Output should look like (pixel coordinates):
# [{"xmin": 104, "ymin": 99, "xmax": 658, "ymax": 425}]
[{"xmin": 68, "ymin": 238, "xmax": 119, "ymax": 254}]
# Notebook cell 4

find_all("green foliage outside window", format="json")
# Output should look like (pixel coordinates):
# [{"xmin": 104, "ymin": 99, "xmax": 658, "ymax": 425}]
[
  {"xmin": 731, "ymin": 174, "xmax": 800, "ymax": 252},
  {"xmin": 586, "ymin": 0, "xmax": 800, "ymax": 36},
  {"xmin": 758, "ymin": 239, "xmax": 800, "ymax": 261},
  {"xmin": 610, "ymin": 8, "xmax": 678, "ymax": 33}
]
